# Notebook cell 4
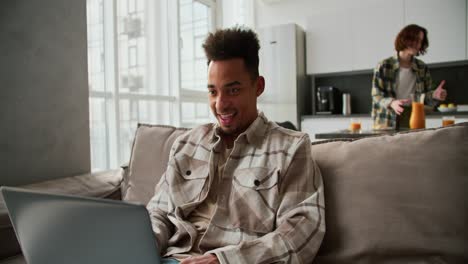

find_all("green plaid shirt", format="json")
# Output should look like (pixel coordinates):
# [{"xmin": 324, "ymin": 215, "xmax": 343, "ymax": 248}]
[{"xmin": 371, "ymin": 55, "xmax": 436, "ymax": 129}]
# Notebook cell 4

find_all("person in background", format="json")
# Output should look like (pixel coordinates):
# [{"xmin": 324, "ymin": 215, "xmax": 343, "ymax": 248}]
[
  {"xmin": 371, "ymin": 24, "xmax": 447, "ymax": 129},
  {"xmin": 146, "ymin": 27, "xmax": 325, "ymax": 264}
]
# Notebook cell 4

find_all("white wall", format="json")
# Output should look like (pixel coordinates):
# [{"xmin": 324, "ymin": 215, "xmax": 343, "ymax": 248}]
[
  {"xmin": 255, "ymin": 0, "xmax": 468, "ymax": 39},
  {"xmin": 221, "ymin": 0, "xmax": 255, "ymax": 28},
  {"xmin": 255, "ymin": 0, "xmax": 468, "ymax": 74},
  {"xmin": 404, "ymin": 0, "xmax": 466, "ymax": 64},
  {"xmin": 0, "ymin": 0, "xmax": 90, "ymax": 186},
  {"xmin": 466, "ymin": 0, "xmax": 468, "ymax": 59},
  {"xmin": 255, "ymin": 0, "xmax": 349, "ymax": 29}
]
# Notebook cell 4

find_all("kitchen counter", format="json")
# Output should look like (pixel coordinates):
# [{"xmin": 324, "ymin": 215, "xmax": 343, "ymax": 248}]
[
  {"xmin": 315, "ymin": 129, "xmax": 409, "ymax": 139},
  {"xmin": 302, "ymin": 111, "xmax": 468, "ymax": 120},
  {"xmin": 302, "ymin": 114, "xmax": 468, "ymax": 141}
]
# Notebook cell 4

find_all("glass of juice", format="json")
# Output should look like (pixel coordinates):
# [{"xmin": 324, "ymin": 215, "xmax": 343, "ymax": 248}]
[
  {"xmin": 442, "ymin": 116, "xmax": 455, "ymax": 127},
  {"xmin": 349, "ymin": 118, "xmax": 361, "ymax": 132}
]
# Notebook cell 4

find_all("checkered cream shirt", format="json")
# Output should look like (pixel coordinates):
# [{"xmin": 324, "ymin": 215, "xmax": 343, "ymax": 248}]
[{"xmin": 147, "ymin": 112, "xmax": 325, "ymax": 263}]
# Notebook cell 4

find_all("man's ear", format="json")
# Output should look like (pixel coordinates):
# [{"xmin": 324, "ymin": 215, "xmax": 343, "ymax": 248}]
[{"xmin": 256, "ymin": 76, "xmax": 265, "ymax": 97}]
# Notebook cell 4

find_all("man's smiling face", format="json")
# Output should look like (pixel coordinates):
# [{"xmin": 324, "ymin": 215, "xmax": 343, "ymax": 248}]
[{"xmin": 207, "ymin": 58, "xmax": 264, "ymax": 137}]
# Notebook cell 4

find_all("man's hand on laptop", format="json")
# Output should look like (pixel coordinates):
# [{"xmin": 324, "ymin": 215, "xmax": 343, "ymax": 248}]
[{"xmin": 180, "ymin": 254, "xmax": 219, "ymax": 264}]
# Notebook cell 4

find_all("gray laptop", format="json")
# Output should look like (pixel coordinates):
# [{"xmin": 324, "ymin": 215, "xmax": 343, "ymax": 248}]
[{"xmin": 0, "ymin": 186, "xmax": 161, "ymax": 264}]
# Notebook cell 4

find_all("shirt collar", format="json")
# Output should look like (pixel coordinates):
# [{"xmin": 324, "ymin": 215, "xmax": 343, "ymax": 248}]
[
  {"xmin": 392, "ymin": 54, "xmax": 400, "ymax": 70},
  {"xmin": 211, "ymin": 111, "xmax": 269, "ymax": 147},
  {"xmin": 394, "ymin": 53, "xmax": 419, "ymax": 71}
]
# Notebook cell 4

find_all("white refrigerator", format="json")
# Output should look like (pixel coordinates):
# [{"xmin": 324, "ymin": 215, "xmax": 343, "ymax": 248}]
[{"xmin": 257, "ymin": 23, "xmax": 306, "ymax": 129}]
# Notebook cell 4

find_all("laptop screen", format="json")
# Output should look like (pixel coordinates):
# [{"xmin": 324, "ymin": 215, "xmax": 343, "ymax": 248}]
[{"xmin": 1, "ymin": 186, "xmax": 161, "ymax": 264}]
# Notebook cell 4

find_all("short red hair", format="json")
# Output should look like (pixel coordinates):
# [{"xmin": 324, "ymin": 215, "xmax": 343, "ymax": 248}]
[{"xmin": 394, "ymin": 24, "xmax": 429, "ymax": 55}]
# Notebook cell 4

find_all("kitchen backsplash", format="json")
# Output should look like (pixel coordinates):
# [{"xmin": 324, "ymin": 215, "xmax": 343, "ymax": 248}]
[{"xmin": 305, "ymin": 60, "xmax": 468, "ymax": 115}]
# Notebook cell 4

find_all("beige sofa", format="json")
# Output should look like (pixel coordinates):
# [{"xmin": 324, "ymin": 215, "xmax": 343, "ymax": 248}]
[{"xmin": 1, "ymin": 122, "xmax": 467, "ymax": 263}]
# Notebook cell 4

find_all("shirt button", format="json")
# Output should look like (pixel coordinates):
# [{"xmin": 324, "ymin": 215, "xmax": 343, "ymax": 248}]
[
  {"xmin": 254, "ymin": 179, "xmax": 260, "ymax": 186},
  {"xmin": 186, "ymin": 170, "xmax": 191, "ymax": 176}
]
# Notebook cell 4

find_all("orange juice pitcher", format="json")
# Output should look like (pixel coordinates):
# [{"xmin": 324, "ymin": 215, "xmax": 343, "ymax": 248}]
[{"xmin": 409, "ymin": 102, "xmax": 425, "ymax": 129}]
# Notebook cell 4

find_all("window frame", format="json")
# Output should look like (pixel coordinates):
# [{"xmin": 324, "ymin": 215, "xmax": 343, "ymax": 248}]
[
  {"xmin": 87, "ymin": 0, "xmax": 218, "ymax": 171},
  {"xmin": 177, "ymin": 0, "xmax": 216, "ymax": 127}
]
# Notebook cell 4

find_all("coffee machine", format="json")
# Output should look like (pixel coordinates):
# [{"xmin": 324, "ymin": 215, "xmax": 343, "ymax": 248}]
[{"xmin": 316, "ymin": 86, "xmax": 341, "ymax": 114}]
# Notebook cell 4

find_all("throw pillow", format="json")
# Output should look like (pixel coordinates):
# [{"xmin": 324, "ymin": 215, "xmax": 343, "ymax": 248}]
[{"xmin": 122, "ymin": 124, "xmax": 188, "ymax": 204}]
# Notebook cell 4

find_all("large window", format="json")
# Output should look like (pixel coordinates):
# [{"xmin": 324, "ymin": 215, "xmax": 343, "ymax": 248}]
[
  {"xmin": 222, "ymin": 0, "xmax": 254, "ymax": 28},
  {"xmin": 179, "ymin": 0, "xmax": 215, "ymax": 126},
  {"xmin": 86, "ymin": 0, "xmax": 216, "ymax": 171}
]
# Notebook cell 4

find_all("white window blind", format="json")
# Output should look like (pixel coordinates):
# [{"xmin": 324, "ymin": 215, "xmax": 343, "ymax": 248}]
[{"xmin": 86, "ymin": 0, "xmax": 216, "ymax": 171}]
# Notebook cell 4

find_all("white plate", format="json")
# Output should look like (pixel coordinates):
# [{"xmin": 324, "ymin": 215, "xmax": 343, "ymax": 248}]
[{"xmin": 437, "ymin": 107, "xmax": 457, "ymax": 113}]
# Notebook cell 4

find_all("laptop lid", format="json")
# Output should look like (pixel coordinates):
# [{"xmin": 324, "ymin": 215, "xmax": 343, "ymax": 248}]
[{"xmin": 1, "ymin": 186, "xmax": 161, "ymax": 264}]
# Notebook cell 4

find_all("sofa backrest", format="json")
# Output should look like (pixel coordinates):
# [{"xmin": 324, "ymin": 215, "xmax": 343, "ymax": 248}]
[
  {"xmin": 311, "ymin": 123, "xmax": 468, "ymax": 263},
  {"xmin": 124, "ymin": 122, "xmax": 468, "ymax": 262}
]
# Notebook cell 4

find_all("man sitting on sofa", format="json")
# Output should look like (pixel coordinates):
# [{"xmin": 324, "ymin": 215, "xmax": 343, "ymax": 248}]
[{"xmin": 146, "ymin": 26, "xmax": 325, "ymax": 264}]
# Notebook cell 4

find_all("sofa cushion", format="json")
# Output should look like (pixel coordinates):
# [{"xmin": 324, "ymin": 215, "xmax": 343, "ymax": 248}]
[
  {"xmin": 123, "ymin": 124, "xmax": 189, "ymax": 204},
  {"xmin": 311, "ymin": 123, "xmax": 468, "ymax": 263}
]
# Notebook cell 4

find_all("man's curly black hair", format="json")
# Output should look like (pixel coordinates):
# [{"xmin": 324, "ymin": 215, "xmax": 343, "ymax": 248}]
[{"xmin": 202, "ymin": 27, "xmax": 260, "ymax": 80}]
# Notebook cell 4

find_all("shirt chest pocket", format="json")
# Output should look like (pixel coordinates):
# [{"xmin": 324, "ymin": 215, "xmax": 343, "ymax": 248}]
[
  {"xmin": 167, "ymin": 154, "xmax": 209, "ymax": 206},
  {"xmin": 230, "ymin": 167, "xmax": 280, "ymax": 233}
]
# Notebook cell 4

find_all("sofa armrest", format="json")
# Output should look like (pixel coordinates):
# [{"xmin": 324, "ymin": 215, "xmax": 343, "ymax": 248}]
[
  {"xmin": 19, "ymin": 169, "xmax": 123, "ymax": 199},
  {"xmin": 0, "ymin": 169, "xmax": 123, "ymax": 261},
  {"xmin": 119, "ymin": 163, "xmax": 130, "ymax": 199}
]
